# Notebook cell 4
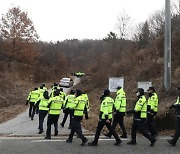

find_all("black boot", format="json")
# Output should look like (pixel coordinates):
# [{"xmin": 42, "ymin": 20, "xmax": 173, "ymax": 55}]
[
  {"xmin": 66, "ymin": 138, "xmax": 72, "ymax": 143},
  {"xmin": 81, "ymin": 138, "xmax": 88, "ymax": 146},
  {"xmin": 38, "ymin": 130, "xmax": 44, "ymax": 134},
  {"xmin": 88, "ymin": 141, "xmax": 98, "ymax": 146},
  {"xmin": 104, "ymin": 133, "xmax": 111, "ymax": 138},
  {"xmin": 120, "ymin": 133, "xmax": 127, "ymax": 138},
  {"xmin": 127, "ymin": 140, "xmax": 137, "ymax": 145},
  {"xmin": 45, "ymin": 136, "xmax": 51, "ymax": 139},
  {"xmin": 114, "ymin": 139, "xmax": 122, "ymax": 146},
  {"xmin": 60, "ymin": 123, "xmax": 64, "ymax": 127},
  {"xmin": 167, "ymin": 139, "xmax": 176, "ymax": 146},
  {"xmin": 54, "ymin": 131, "xmax": 58, "ymax": 136},
  {"xmin": 150, "ymin": 139, "xmax": 156, "ymax": 147}
]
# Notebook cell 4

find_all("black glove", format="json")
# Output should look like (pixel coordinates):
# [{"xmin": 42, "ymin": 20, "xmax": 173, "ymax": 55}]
[
  {"xmin": 26, "ymin": 100, "xmax": 29, "ymax": 105},
  {"xmin": 85, "ymin": 114, "xmax": 89, "ymax": 119},
  {"xmin": 170, "ymin": 105, "xmax": 175, "ymax": 109}
]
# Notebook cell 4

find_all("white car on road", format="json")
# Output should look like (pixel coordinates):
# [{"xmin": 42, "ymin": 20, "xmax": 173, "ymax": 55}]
[{"xmin": 59, "ymin": 77, "xmax": 74, "ymax": 88}]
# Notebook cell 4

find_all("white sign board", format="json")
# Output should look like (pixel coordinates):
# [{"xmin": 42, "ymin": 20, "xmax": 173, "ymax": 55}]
[
  {"xmin": 137, "ymin": 82, "xmax": 152, "ymax": 92},
  {"xmin": 109, "ymin": 77, "xmax": 124, "ymax": 92}
]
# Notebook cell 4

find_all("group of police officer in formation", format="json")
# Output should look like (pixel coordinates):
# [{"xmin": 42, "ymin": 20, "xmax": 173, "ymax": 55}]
[{"xmin": 26, "ymin": 83, "xmax": 180, "ymax": 147}]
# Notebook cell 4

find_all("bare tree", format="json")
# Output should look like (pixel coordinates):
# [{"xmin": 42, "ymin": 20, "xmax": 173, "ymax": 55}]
[
  {"xmin": 0, "ymin": 7, "xmax": 39, "ymax": 68},
  {"xmin": 115, "ymin": 11, "xmax": 133, "ymax": 39}
]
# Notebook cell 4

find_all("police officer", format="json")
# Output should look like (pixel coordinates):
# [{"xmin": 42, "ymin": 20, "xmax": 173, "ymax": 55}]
[
  {"xmin": 147, "ymin": 87, "xmax": 158, "ymax": 138},
  {"xmin": 45, "ymin": 90, "xmax": 64, "ymax": 139},
  {"xmin": 66, "ymin": 89, "xmax": 88, "ymax": 146},
  {"xmin": 60, "ymin": 90, "xmax": 76, "ymax": 128},
  {"xmin": 168, "ymin": 86, "xmax": 180, "ymax": 146},
  {"xmin": 50, "ymin": 87, "xmax": 57, "ymax": 98},
  {"xmin": 82, "ymin": 91, "xmax": 90, "ymax": 110},
  {"xmin": 36, "ymin": 91, "xmax": 49, "ymax": 134},
  {"xmin": 104, "ymin": 87, "xmax": 127, "ymax": 138},
  {"xmin": 41, "ymin": 83, "xmax": 47, "ymax": 91},
  {"xmin": 26, "ymin": 87, "xmax": 40, "ymax": 120},
  {"xmin": 88, "ymin": 89, "xmax": 122, "ymax": 146},
  {"xmin": 59, "ymin": 88, "xmax": 66, "ymax": 100},
  {"xmin": 51, "ymin": 83, "xmax": 58, "ymax": 91},
  {"xmin": 126, "ymin": 88, "xmax": 156, "ymax": 146},
  {"xmin": 35, "ymin": 85, "xmax": 45, "ymax": 115}
]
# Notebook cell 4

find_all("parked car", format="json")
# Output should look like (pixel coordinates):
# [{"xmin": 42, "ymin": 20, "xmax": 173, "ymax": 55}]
[{"xmin": 59, "ymin": 77, "xmax": 74, "ymax": 88}]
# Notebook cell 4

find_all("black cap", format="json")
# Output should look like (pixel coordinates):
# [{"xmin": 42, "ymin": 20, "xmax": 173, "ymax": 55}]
[
  {"xmin": 177, "ymin": 86, "xmax": 180, "ymax": 90},
  {"xmin": 104, "ymin": 89, "xmax": 110, "ymax": 96},
  {"xmin": 137, "ymin": 88, "xmax": 144, "ymax": 94},
  {"xmin": 76, "ymin": 89, "xmax": 82, "ymax": 96},
  {"xmin": 70, "ymin": 89, "xmax": 75, "ymax": 94},
  {"xmin": 147, "ymin": 87, "xmax": 155, "ymax": 92},
  {"xmin": 117, "ymin": 86, "xmax": 122, "ymax": 90}
]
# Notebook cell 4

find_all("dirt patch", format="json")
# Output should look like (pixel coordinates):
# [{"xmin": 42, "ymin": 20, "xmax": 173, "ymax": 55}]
[{"xmin": 0, "ymin": 104, "xmax": 27, "ymax": 124}]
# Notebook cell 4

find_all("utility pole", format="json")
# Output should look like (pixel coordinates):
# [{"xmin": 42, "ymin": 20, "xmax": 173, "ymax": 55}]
[{"xmin": 164, "ymin": 0, "xmax": 171, "ymax": 91}]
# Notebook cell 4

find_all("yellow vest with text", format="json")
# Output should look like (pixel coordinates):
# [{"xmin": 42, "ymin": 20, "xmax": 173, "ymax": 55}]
[
  {"xmin": 49, "ymin": 96, "xmax": 64, "ymax": 115},
  {"xmin": 27, "ymin": 90, "xmax": 40, "ymax": 103},
  {"xmin": 147, "ymin": 92, "xmax": 158, "ymax": 113},
  {"xmin": 82, "ymin": 93, "xmax": 90, "ymax": 109},
  {"xmin": 39, "ymin": 97, "xmax": 49, "ymax": 111},
  {"xmin": 114, "ymin": 89, "xmax": 126, "ymax": 112},
  {"xmin": 135, "ymin": 95, "xmax": 147, "ymax": 118},
  {"xmin": 73, "ymin": 95, "xmax": 88, "ymax": 117},
  {"xmin": 100, "ymin": 96, "xmax": 114, "ymax": 119},
  {"xmin": 64, "ymin": 94, "xmax": 76, "ymax": 109}
]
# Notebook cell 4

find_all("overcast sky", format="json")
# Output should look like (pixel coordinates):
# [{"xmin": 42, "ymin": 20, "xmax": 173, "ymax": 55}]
[{"xmin": 0, "ymin": 0, "xmax": 173, "ymax": 42}]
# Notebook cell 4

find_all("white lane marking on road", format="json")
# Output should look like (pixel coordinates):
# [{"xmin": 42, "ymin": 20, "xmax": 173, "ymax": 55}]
[
  {"xmin": 99, "ymin": 138, "xmax": 128, "ymax": 141},
  {"xmin": 158, "ymin": 137, "xmax": 172, "ymax": 140},
  {"xmin": 31, "ymin": 140, "xmax": 66, "ymax": 143}
]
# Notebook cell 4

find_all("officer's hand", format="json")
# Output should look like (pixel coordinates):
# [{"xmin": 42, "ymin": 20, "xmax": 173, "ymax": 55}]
[
  {"xmin": 170, "ymin": 105, "xmax": 174, "ymax": 109},
  {"xmin": 26, "ymin": 100, "xmax": 28, "ymax": 105},
  {"xmin": 85, "ymin": 114, "xmax": 89, "ymax": 120}
]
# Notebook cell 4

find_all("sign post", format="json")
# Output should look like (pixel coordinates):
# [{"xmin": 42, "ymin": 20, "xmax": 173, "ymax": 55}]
[
  {"xmin": 109, "ymin": 77, "xmax": 124, "ymax": 92},
  {"xmin": 137, "ymin": 82, "xmax": 152, "ymax": 92}
]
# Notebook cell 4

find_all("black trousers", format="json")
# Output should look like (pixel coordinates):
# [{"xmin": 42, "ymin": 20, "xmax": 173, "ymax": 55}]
[
  {"xmin": 38, "ymin": 110, "xmax": 48, "ymax": 131},
  {"xmin": 93, "ymin": 119, "xmax": 121, "ymax": 144},
  {"xmin": 107, "ymin": 112, "xmax": 127, "ymax": 136},
  {"xmin": 146, "ymin": 114, "xmax": 157, "ymax": 136},
  {"xmin": 46, "ymin": 114, "xmax": 59, "ymax": 137},
  {"xmin": 61, "ymin": 109, "xmax": 72, "ymax": 127},
  {"xmin": 31, "ymin": 104, "xmax": 38, "ymax": 119},
  {"xmin": 173, "ymin": 117, "xmax": 180, "ymax": 142},
  {"xmin": 29, "ymin": 102, "xmax": 35, "ymax": 117},
  {"xmin": 68, "ymin": 117, "xmax": 86, "ymax": 142},
  {"xmin": 131, "ymin": 119, "xmax": 154, "ymax": 142}
]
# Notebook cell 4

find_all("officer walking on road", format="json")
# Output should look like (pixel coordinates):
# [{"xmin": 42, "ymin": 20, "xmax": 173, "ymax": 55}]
[
  {"xmin": 88, "ymin": 89, "xmax": 122, "ymax": 146},
  {"xmin": 126, "ymin": 88, "xmax": 156, "ymax": 146},
  {"xmin": 60, "ymin": 90, "xmax": 76, "ymax": 128},
  {"xmin": 26, "ymin": 87, "xmax": 40, "ymax": 120},
  {"xmin": 168, "ymin": 86, "xmax": 180, "ymax": 146},
  {"xmin": 104, "ymin": 86, "xmax": 127, "ymax": 138},
  {"xmin": 147, "ymin": 87, "xmax": 159, "ymax": 138},
  {"xmin": 66, "ymin": 89, "xmax": 89, "ymax": 146},
  {"xmin": 36, "ymin": 91, "xmax": 49, "ymax": 134},
  {"xmin": 45, "ymin": 90, "xmax": 64, "ymax": 139}
]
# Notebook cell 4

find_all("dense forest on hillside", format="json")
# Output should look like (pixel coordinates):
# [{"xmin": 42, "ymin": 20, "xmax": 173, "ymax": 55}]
[{"xmin": 0, "ymin": 4, "xmax": 180, "ymax": 130}]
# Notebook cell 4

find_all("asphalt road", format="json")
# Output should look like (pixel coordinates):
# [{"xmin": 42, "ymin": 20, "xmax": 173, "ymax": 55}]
[{"xmin": 0, "ymin": 136, "xmax": 179, "ymax": 154}]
